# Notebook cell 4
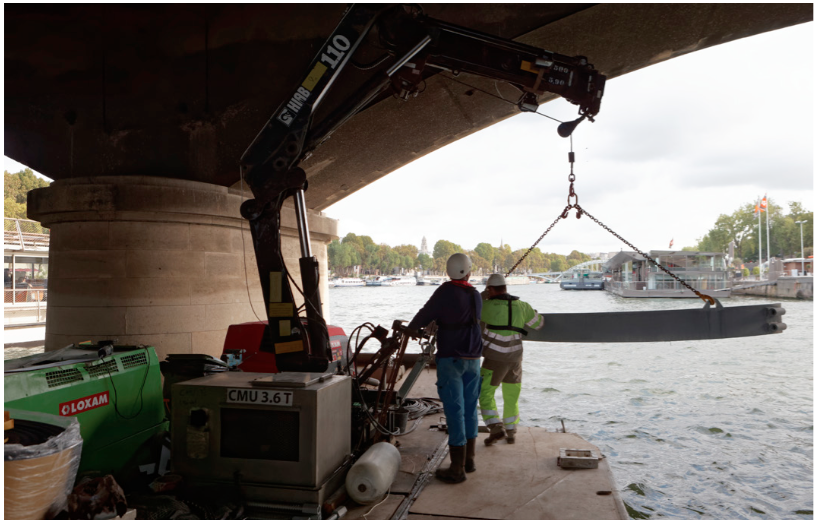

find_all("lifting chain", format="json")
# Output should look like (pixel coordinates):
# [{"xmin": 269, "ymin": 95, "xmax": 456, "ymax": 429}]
[
  {"xmin": 573, "ymin": 205, "xmax": 715, "ymax": 306},
  {"xmin": 505, "ymin": 138, "xmax": 715, "ymax": 306}
]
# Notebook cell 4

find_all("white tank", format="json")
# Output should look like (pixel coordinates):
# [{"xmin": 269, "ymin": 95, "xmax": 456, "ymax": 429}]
[{"xmin": 345, "ymin": 442, "xmax": 401, "ymax": 504}]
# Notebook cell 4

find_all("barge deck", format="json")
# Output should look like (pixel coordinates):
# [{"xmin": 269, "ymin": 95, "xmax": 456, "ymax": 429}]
[{"xmin": 344, "ymin": 367, "xmax": 627, "ymax": 520}]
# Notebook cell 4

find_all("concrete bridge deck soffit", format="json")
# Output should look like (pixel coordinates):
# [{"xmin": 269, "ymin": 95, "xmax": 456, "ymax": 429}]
[{"xmin": 5, "ymin": 4, "xmax": 812, "ymax": 210}]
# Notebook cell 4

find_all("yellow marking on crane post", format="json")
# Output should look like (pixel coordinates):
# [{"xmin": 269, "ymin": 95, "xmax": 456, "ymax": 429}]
[
  {"xmin": 275, "ymin": 340, "xmax": 304, "ymax": 354},
  {"xmin": 269, "ymin": 272, "xmax": 283, "ymax": 303},
  {"xmin": 268, "ymin": 302, "xmax": 294, "ymax": 318},
  {"xmin": 279, "ymin": 320, "xmax": 291, "ymax": 337},
  {"xmin": 302, "ymin": 62, "xmax": 328, "ymax": 91},
  {"xmin": 520, "ymin": 60, "xmax": 539, "ymax": 74}
]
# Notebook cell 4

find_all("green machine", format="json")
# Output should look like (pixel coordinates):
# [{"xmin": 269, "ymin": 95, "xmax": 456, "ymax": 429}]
[{"xmin": 4, "ymin": 342, "xmax": 169, "ymax": 483}]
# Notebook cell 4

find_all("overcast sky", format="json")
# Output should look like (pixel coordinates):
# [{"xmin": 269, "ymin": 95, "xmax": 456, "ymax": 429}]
[
  {"xmin": 323, "ymin": 22, "xmax": 814, "ymax": 257},
  {"xmin": 5, "ymin": 23, "xmax": 813, "ymax": 258}
]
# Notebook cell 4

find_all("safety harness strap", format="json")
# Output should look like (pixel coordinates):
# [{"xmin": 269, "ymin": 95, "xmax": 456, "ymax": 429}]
[{"xmin": 485, "ymin": 296, "xmax": 528, "ymax": 335}]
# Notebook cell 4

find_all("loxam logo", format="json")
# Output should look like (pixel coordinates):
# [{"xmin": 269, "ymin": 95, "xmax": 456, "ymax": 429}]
[
  {"xmin": 276, "ymin": 34, "xmax": 352, "ymax": 127},
  {"xmin": 59, "ymin": 391, "xmax": 110, "ymax": 416}
]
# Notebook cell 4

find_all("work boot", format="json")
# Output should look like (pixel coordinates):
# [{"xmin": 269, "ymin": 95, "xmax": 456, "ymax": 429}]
[
  {"xmin": 435, "ymin": 445, "xmax": 467, "ymax": 484},
  {"xmin": 465, "ymin": 438, "xmax": 477, "ymax": 473},
  {"xmin": 484, "ymin": 423, "xmax": 506, "ymax": 446},
  {"xmin": 506, "ymin": 429, "xmax": 516, "ymax": 444}
]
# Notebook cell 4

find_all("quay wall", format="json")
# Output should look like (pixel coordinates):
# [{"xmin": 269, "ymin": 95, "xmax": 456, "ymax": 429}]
[{"xmin": 732, "ymin": 276, "xmax": 813, "ymax": 300}]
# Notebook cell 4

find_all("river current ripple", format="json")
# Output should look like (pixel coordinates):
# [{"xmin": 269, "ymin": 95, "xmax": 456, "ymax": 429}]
[{"xmin": 328, "ymin": 284, "xmax": 813, "ymax": 520}]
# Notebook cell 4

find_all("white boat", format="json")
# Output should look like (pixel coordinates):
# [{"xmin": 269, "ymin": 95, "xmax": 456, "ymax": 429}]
[
  {"xmin": 381, "ymin": 276, "xmax": 417, "ymax": 286},
  {"xmin": 331, "ymin": 278, "xmax": 365, "ymax": 288},
  {"xmin": 366, "ymin": 276, "xmax": 389, "ymax": 286}
]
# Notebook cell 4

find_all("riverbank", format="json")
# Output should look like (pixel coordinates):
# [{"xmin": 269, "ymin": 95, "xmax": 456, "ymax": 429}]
[{"xmin": 732, "ymin": 275, "xmax": 813, "ymax": 300}]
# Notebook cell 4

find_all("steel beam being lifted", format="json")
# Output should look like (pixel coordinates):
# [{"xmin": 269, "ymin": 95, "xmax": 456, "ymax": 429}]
[{"xmin": 523, "ymin": 303, "xmax": 786, "ymax": 343}]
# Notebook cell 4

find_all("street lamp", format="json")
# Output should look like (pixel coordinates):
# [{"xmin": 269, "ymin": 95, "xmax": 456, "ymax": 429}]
[{"xmin": 795, "ymin": 220, "xmax": 807, "ymax": 276}]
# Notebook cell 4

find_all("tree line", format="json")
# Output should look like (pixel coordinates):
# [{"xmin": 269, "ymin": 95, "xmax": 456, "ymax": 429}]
[
  {"xmin": 695, "ymin": 199, "xmax": 812, "ymax": 265},
  {"xmin": 328, "ymin": 233, "xmax": 592, "ymax": 277},
  {"xmin": 4, "ymin": 169, "xmax": 49, "ymax": 219}
]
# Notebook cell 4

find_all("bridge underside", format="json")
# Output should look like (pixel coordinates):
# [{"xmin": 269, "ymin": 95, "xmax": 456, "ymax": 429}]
[
  {"xmin": 5, "ymin": 4, "xmax": 811, "ymax": 210},
  {"xmin": 6, "ymin": 4, "xmax": 811, "ymax": 356}
]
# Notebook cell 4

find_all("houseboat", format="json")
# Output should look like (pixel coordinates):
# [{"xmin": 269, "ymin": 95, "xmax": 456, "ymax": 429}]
[
  {"xmin": 4, "ymin": 218, "xmax": 49, "ymax": 344},
  {"xmin": 605, "ymin": 250, "xmax": 732, "ymax": 298}
]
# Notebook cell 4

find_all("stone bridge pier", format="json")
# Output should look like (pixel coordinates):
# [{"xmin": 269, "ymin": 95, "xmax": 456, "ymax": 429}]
[{"xmin": 28, "ymin": 177, "xmax": 337, "ymax": 359}]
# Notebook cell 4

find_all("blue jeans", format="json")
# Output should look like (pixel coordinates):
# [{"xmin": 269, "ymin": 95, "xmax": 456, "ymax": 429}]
[{"xmin": 436, "ymin": 357, "xmax": 481, "ymax": 447}]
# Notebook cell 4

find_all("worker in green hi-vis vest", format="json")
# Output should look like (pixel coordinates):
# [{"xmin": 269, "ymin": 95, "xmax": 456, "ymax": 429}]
[{"xmin": 479, "ymin": 274, "xmax": 545, "ymax": 445}]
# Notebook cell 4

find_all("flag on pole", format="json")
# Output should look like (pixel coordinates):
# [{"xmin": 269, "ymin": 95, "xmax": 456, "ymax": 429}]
[
  {"xmin": 760, "ymin": 194, "xmax": 768, "ymax": 210},
  {"xmin": 754, "ymin": 203, "xmax": 760, "ymax": 218},
  {"xmin": 669, "ymin": 238, "xmax": 674, "ymax": 249}
]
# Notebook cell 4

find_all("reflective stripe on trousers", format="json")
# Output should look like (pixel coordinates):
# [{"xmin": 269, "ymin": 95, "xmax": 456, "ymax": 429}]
[{"xmin": 478, "ymin": 368, "xmax": 521, "ymax": 429}]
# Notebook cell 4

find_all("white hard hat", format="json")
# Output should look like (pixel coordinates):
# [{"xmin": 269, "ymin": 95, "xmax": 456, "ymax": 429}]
[
  {"xmin": 446, "ymin": 253, "xmax": 472, "ymax": 280},
  {"xmin": 486, "ymin": 273, "xmax": 506, "ymax": 287}
]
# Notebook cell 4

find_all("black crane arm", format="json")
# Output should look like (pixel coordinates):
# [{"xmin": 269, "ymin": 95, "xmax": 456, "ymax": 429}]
[
  {"xmin": 237, "ymin": 5, "xmax": 607, "ymax": 372},
  {"xmin": 241, "ymin": 5, "xmax": 606, "ymax": 186}
]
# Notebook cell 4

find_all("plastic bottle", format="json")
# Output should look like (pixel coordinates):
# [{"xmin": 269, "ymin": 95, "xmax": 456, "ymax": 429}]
[{"xmin": 345, "ymin": 442, "xmax": 401, "ymax": 504}]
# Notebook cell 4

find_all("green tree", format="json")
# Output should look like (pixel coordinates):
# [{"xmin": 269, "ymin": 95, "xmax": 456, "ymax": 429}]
[
  {"xmin": 417, "ymin": 253, "xmax": 432, "ymax": 271},
  {"xmin": 4, "ymin": 169, "xmax": 50, "ymax": 228},
  {"xmin": 432, "ymin": 240, "xmax": 462, "ymax": 260},
  {"xmin": 466, "ymin": 251, "xmax": 490, "ymax": 275},
  {"xmin": 474, "ymin": 243, "xmax": 496, "ymax": 267}
]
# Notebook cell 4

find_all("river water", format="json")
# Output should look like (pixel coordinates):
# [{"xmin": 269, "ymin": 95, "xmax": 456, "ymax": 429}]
[{"xmin": 328, "ymin": 284, "xmax": 813, "ymax": 520}]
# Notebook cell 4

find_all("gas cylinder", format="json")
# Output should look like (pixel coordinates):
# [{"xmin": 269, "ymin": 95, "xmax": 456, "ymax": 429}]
[{"xmin": 345, "ymin": 442, "xmax": 401, "ymax": 504}]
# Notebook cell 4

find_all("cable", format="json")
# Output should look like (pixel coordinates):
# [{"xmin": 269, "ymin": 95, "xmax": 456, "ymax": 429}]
[
  {"xmin": 105, "ymin": 349, "xmax": 151, "ymax": 421},
  {"xmin": 239, "ymin": 166, "xmax": 263, "ymax": 322},
  {"xmin": 440, "ymin": 74, "xmax": 564, "ymax": 123},
  {"xmin": 351, "ymin": 54, "xmax": 391, "ymax": 71},
  {"xmin": 363, "ymin": 488, "xmax": 391, "ymax": 520}
]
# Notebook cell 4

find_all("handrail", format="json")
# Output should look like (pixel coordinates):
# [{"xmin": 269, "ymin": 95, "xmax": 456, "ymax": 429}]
[{"xmin": 3, "ymin": 217, "xmax": 50, "ymax": 250}]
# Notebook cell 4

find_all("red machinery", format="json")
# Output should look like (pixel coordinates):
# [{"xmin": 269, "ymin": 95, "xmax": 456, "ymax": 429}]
[{"xmin": 223, "ymin": 321, "xmax": 348, "ymax": 374}]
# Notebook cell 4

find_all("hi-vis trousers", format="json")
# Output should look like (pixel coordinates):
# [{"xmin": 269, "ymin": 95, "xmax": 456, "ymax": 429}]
[{"xmin": 479, "ymin": 362, "xmax": 522, "ymax": 431}]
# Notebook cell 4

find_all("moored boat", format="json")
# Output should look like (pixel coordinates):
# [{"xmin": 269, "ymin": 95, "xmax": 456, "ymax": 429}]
[
  {"xmin": 332, "ymin": 277, "xmax": 366, "ymax": 287},
  {"xmin": 605, "ymin": 250, "xmax": 732, "ymax": 298},
  {"xmin": 560, "ymin": 271, "xmax": 606, "ymax": 291}
]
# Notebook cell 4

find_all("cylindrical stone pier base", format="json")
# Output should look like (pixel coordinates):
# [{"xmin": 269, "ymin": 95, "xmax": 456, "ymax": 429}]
[{"xmin": 28, "ymin": 176, "xmax": 338, "ymax": 359}]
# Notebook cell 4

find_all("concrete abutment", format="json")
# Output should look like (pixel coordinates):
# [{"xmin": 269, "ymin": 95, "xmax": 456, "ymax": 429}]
[{"xmin": 28, "ymin": 176, "xmax": 338, "ymax": 359}]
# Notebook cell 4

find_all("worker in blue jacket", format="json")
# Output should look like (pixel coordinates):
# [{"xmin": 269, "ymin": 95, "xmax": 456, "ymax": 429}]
[{"xmin": 408, "ymin": 253, "xmax": 482, "ymax": 484}]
